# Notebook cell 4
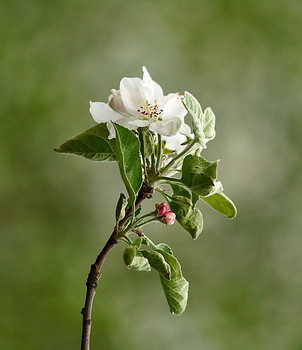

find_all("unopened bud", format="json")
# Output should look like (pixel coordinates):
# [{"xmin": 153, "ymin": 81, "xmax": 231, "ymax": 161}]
[
  {"xmin": 161, "ymin": 211, "xmax": 176, "ymax": 225},
  {"xmin": 155, "ymin": 202, "xmax": 168, "ymax": 216}
]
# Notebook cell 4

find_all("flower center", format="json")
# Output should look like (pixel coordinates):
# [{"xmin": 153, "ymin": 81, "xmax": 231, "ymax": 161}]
[{"xmin": 137, "ymin": 100, "xmax": 163, "ymax": 121}]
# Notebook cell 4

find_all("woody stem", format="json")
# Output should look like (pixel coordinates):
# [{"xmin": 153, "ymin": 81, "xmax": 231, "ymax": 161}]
[{"xmin": 80, "ymin": 182, "xmax": 154, "ymax": 350}]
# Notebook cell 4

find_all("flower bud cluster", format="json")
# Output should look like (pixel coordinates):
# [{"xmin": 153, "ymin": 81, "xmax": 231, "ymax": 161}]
[{"xmin": 155, "ymin": 203, "xmax": 176, "ymax": 225}]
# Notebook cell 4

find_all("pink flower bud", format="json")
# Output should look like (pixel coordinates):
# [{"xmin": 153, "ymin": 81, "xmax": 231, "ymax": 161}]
[
  {"xmin": 155, "ymin": 202, "xmax": 168, "ymax": 216},
  {"xmin": 161, "ymin": 211, "xmax": 176, "ymax": 225}
]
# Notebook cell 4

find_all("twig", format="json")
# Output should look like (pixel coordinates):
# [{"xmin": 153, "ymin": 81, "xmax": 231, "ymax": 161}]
[{"xmin": 80, "ymin": 182, "xmax": 153, "ymax": 350}]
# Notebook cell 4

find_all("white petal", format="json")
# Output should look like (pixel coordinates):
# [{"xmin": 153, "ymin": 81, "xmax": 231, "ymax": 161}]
[
  {"xmin": 108, "ymin": 89, "xmax": 127, "ymax": 114},
  {"xmin": 120, "ymin": 77, "xmax": 145, "ymax": 117},
  {"xmin": 115, "ymin": 116, "xmax": 140, "ymax": 131},
  {"xmin": 179, "ymin": 123, "xmax": 193, "ymax": 137},
  {"xmin": 161, "ymin": 93, "xmax": 187, "ymax": 119},
  {"xmin": 149, "ymin": 117, "xmax": 182, "ymax": 136},
  {"xmin": 142, "ymin": 66, "xmax": 164, "ymax": 102},
  {"xmin": 163, "ymin": 133, "xmax": 187, "ymax": 153},
  {"xmin": 89, "ymin": 102, "xmax": 122, "ymax": 123},
  {"xmin": 106, "ymin": 117, "xmax": 140, "ymax": 139},
  {"xmin": 128, "ymin": 119, "xmax": 150, "ymax": 127},
  {"xmin": 106, "ymin": 121, "xmax": 116, "ymax": 139}
]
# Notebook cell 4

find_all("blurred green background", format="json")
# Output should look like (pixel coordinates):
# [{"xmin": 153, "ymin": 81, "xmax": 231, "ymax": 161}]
[{"xmin": 1, "ymin": 0, "xmax": 302, "ymax": 349}]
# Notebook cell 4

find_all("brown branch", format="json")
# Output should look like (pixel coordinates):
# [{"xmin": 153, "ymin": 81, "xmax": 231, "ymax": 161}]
[{"xmin": 80, "ymin": 183, "xmax": 153, "ymax": 350}]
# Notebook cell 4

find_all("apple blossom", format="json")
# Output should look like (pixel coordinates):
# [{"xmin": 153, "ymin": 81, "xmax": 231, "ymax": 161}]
[
  {"xmin": 55, "ymin": 65, "xmax": 237, "ymax": 347},
  {"xmin": 89, "ymin": 67, "xmax": 190, "ymax": 141},
  {"xmin": 160, "ymin": 211, "xmax": 176, "ymax": 225},
  {"xmin": 155, "ymin": 202, "xmax": 169, "ymax": 216}
]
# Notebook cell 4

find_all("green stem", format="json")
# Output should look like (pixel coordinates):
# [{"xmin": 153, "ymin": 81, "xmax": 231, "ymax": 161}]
[
  {"xmin": 120, "ymin": 235, "xmax": 132, "ymax": 245},
  {"xmin": 156, "ymin": 134, "xmax": 162, "ymax": 171},
  {"xmin": 146, "ymin": 157, "xmax": 151, "ymax": 171},
  {"xmin": 160, "ymin": 139, "xmax": 196, "ymax": 175},
  {"xmin": 136, "ymin": 217, "xmax": 159, "ymax": 228},
  {"xmin": 138, "ymin": 129, "xmax": 148, "ymax": 181},
  {"xmin": 144, "ymin": 236, "xmax": 157, "ymax": 249},
  {"xmin": 151, "ymin": 152, "xmax": 156, "ymax": 175},
  {"xmin": 155, "ymin": 188, "xmax": 173, "ymax": 201},
  {"xmin": 158, "ymin": 176, "xmax": 182, "ymax": 183},
  {"xmin": 130, "ymin": 211, "xmax": 156, "ymax": 229}
]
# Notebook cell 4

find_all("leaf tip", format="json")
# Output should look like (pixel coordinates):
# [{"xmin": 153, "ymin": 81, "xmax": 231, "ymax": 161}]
[{"xmin": 229, "ymin": 208, "xmax": 237, "ymax": 219}]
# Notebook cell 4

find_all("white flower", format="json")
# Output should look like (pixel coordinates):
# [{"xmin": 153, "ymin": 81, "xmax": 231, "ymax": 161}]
[{"xmin": 89, "ymin": 67, "xmax": 188, "ymax": 139}]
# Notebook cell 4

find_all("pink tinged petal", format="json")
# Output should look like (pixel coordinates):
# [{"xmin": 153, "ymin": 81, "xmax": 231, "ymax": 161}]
[
  {"xmin": 119, "ymin": 77, "xmax": 145, "ymax": 118},
  {"xmin": 155, "ymin": 202, "xmax": 169, "ymax": 216},
  {"xmin": 161, "ymin": 93, "xmax": 187, "ymax": 119},
  {"xmin": 108, "ymin": 89, "xmax": 128, "ymax": 114},
  {"xmin": 89, "ymin": 102, "xmax": 122, "ymax": 123},
  {"xmin": 149, "ymin": 117, "xmax": 182, "ymax": 137},
  {"xmin": 161, "ymin": 211, "xmax": 176, "ymax": 225},
  {"xmin": 142, "ymin": 66, "xmax": 164, "ymax": 102}
]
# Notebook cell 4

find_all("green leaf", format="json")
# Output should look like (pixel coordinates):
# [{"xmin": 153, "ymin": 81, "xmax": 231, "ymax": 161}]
[
  {"xmin": 141, "ymin": 250, "xmax": 171, "ymax": 279},
  {"xmin": 203, "ymin": 107, "xmax": 216, "ymax": 141},
  {"xmin": 171, "ymin": 183, "xmax": 199, "ymax": 208},
  {"xmin": 182, "ymin": 92, "xmax": 216, "ymax": 148},
  {"xmin": 191, "ymin": 191, "xmax": 199, "ymax": 208},
  {"xmin": 155, "ymin": 243, "xmax": 173, "ymax": 255},
  {"xmin": 170, "ymin": 195, "xmax": 203, "ymax": 240},
  {"xmin": 188, "ymin": 155, "xmax": 218, "ymax": 179},
  {"xmin": 113, "ymin": 123, "xmax": 143, "ymax": 209},
  {"xmin": 155, "ymin": 244, "xmax": 189, "ymax": 315},
  {"xmin": 170, "ymin": 195, "xmax": 192, "ymax": 206},
  {"xmin": 170, "ymin": 184, "xmax": 191, "ymax": 199},
  {"xmin": 140, "ymin": 128, "xmax": 154, "ymax": 157},
  {"xmin": 123, "ymin": 246, "xmax": 136, "ymax": 267},
  {"xmin": 159, "ymin": 276, "xmax": 189, "ymax": 315},
  {"xmin": 170, "ymin": 185, "xmax": 203, "ymax": 238},
  {"xmin": 179, "ymin": 207, "xmax": 203, "ymax": 240},
  {"xmin": 115, "ymin": 193, "xmax": 127, "ymax": 222},
  {"xmin": 201, "ymin": 182, "xmax": 237, "ymax": 219},
  {"xmin": 182, "ymin": 91, "xmax": 206, "ymax": 147},
  {"xmin": 125, "ymin": 247, "xmax": 151, "ymax": 271},
  {"xmin": 181, "ymin": 155, "xmax": 217, "ymax": 196},
  {"xmin": 54, "ymin": 123, "xmax": 116, "ymax": 161},
  {"xmin": 133, "ymin": 236, "xmax": 149, "ymax": 248},
  {"xmin": 134, "ymin": 206, "xmax": 142, "ymax": 218},
  {"xmin": 156, "ymin": 250, "xmax": 183, "ymax": 280},
  {"xmin": 131, "ymin": 256, "xmax": 151, "ymax": 271}
]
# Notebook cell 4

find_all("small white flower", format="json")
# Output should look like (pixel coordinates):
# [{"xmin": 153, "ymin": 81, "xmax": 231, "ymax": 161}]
[{"xmin": 89, "ymin": 67, "xmax": 188, "ymax": 140}]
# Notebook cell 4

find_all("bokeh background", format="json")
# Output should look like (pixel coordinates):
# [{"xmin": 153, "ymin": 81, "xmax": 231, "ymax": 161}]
[{"xmin": 1, "ymin": 0, "xmax": 301, "ymax": 349}]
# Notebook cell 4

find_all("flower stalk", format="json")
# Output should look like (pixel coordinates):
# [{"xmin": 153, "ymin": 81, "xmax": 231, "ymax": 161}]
[{"xmin": 156, "ymin": 134, "xmax": 162, "ymax": 171}]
